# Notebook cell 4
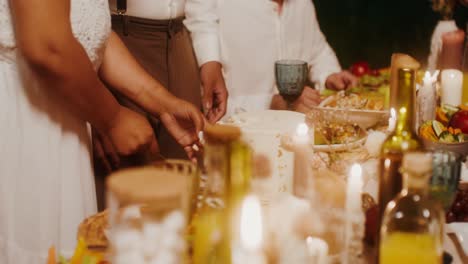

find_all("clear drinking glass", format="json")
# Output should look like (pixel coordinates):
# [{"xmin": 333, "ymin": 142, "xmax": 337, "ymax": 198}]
[
  {"xmin": 429, "ymin": 150, "xmax": 462, "ymax": 210},
  {"xmin": 106, "ymin": 167, "xmax": 191, "ymax": 264},
  {"xmin": 275, "ymin": 59, "xmax": 308, "ymax": 110}
]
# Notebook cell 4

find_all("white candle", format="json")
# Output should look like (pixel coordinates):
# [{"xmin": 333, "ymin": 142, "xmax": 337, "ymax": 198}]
[
  {"xmin": 417, "ymin": 71, "xmax": 438, "ymax": 127},
  {"xmin": 346, "ymin": 164, "xmax": 363, "ymax": 213},
  {"xmin": 293, "ymin": 123, "xmax": 315, "ymax": 200},
  {"xmin": 306, "ymin": 236, "xmax": 329, "ymax": 264},
  {"xmin": 441, "ymin": 69, "xmax": 463, "ymax": 106},
  {"xmin": 343, "ymin": 164, "xmax": 364, "ymax": 264},
  {"xmin": 233, "ymin": 195, "xmax": 266, "ymax": 264},
  {"xmin": 387, "ymin": 108, "xmax": 397, "ymax": 132}
]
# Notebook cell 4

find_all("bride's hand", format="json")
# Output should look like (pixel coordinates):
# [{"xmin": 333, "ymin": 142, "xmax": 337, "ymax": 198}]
[
  {"xmin": 159, "ymin": 98, "xmax": 205, "ymax": 160},
  {"xmin": 103, "ymin": 106, "xmax": 156, "ymax": 156}
]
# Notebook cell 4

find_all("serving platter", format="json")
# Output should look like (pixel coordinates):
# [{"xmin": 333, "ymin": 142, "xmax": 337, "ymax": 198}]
[{"xmin": 312, "ymin": 136, "xmax": 367, "ymax": 152}]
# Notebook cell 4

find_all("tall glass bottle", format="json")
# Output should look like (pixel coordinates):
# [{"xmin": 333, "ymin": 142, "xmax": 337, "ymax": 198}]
[
  {"xmin": 380, "ymin": 152, "xmax": 445, "ymax": 264},
  {"xmin": 378, "ymin": 68, "xmax": 423, "ymax": 235}
]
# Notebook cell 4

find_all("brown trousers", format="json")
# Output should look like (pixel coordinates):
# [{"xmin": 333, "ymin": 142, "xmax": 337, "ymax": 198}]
[
  {"xmin": 112, "ymin": 15, "xmax": 202, "ymax": 158},
  {"xmin": 95, "ymin": 15, "xmax": 201, "ymax": 210}
]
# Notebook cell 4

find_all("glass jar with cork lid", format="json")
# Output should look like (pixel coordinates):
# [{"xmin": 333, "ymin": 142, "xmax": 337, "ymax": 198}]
[
  {"xmin": 192, "ymin": 124, "xmax": 253, "ymax": 264},
  {"xmin": 106, "ymin": 167, "xmax": 191, "ymax": 264}
]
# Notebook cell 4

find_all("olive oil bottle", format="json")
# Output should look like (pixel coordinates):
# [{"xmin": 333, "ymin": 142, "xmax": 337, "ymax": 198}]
[
  {"xmin": 378, "ymin": 68, "xmax": 423, "ymax": 236},
  {"xmin": 380, "ymin": 152, "xmax": 444, "ymax": 264}
]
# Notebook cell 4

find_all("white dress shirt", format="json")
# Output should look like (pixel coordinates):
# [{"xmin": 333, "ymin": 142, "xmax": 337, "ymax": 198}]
[
  {"xmin": 185, "ymin": 0, "xmax": 341, "ymax": 116},
  {"xmin": 109, "ymin": 0, "xmax": 185, "ymax": 19}
]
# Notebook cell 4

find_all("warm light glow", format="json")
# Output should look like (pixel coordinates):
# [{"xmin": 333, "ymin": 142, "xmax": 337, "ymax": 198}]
[
  {"xmin": 388, "ymin": 108, "xmax": 396, "ymax": 131},
  {"xmin": 240, "ymin": 195, "xmax": 263, "ymax": 250},
  {"xmin": 423, "ymin": 71, "xmax": 431, "ymax": 83},
  {"xmin": 306, "ymin": 236, "xmax": 329, "ymax": 263},
  {"xmin": 384, "ymin": 158, "xmax": 391, "ymax": 169},
  {"xmin": 296, "ymin": 123, "xmax": 309, "ymax": 137},
  {"xmin": 423, "ymin": 70, "xmax": 439, "ymax": 86}
]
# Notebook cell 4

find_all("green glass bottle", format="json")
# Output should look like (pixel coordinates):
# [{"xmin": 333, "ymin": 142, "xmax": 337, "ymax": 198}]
[
  {"xmin": 380, "ymin": 152, "xmax": 444, "ymax": 264},
  {"xmin": 378, "ymin": 68, "xmax": 423, "ymax": 233}
]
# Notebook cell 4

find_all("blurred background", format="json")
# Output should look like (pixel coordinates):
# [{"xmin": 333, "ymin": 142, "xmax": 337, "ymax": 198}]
[{"xmin": 314, "ymin": 0, "xmax": 468, "ymax": 69}]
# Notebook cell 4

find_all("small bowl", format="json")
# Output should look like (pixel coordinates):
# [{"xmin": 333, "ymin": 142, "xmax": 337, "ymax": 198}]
[{"xmin": 422, "ymin": 139, "xmax": 468, "ymax": 157}]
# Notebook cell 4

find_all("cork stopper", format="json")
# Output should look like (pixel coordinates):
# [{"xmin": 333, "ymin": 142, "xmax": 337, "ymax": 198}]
[
  {"xmin": 402, "ymin": 152, "xmax": 433, "ymax": 176},
  {"xmin": 390, "ymin": 53, "xmax": 420, "ymax": 106},
  {"xmin": 204, "ymin": 124, "xmax": 241, "ymax": 143},
  {"xmin": 106, "ymin": 166, "xmax": 188, "ymax": 210}
]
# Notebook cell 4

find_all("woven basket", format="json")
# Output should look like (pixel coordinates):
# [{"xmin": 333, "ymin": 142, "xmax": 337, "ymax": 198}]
[{"xmin": 153, "ymin": 159, "xmax": 202, "ymax": 221}]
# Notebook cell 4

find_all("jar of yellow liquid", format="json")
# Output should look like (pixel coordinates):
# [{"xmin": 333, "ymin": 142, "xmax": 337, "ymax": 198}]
[{"xmin": 379, "ymin": 152, "xmax": 444, "ymax": 264}]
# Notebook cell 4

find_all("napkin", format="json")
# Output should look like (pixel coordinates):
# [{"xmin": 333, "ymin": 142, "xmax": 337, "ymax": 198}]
[{"xmin": 446, "ymin": 223, "xmax": 468, "ymax": 255}]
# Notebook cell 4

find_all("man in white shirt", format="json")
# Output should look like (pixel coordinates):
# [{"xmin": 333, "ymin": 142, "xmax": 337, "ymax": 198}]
[
  {"xmin": 185, "ymin": 0, "xmax": 357, "ymax": 116},
  {"xmin": 109, "ymin": 0, "xmax": 228, "ymax": 123}
]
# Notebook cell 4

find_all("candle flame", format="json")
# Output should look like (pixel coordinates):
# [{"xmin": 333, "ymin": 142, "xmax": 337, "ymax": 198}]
[
  {"xmin": 388, "ymin": 108, "xmax": 396, "ymax": 131},
  {"xmin": 296, "ymin": 123, "xmax": 309, "ymax": 137},
  {"xmin": 240, "ymin": 195, "xmax": 263, "ymax": 250},
  {"xmin": 350, "ymin": 164, "xmax": 362, "ymax": 180},
  {"xmin": 306, "ymin": 236, "xmax": 329, "ymax": 261},
  {"xmin": 424, "ymin": 70, "xmax": 440, "ymax": 84},
  {"xmin": 424, "ymin": 71, "xmax": 431, "ymax": 82},
  {"xmin": 432, "ymin": 70, "xmax": 440, "ymax": 81}
]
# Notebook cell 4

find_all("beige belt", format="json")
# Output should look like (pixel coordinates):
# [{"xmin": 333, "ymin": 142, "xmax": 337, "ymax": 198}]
[{"xmin": 113, "ymin": 0, "xmax": 183, "ymax": 37}]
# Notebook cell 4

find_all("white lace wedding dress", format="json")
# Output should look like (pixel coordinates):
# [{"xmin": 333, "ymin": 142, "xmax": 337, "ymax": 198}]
[{"xmin": 0, "ymin": 0, "xmax": 111, "ymax": 263}]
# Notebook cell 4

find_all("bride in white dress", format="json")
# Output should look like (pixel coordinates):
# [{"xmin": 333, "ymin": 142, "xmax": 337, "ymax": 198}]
[{"xmin": 0, "ymin": 0, "xmax": 204, "ymax": 263}]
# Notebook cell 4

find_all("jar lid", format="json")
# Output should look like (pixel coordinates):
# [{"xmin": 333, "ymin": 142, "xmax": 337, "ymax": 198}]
[
  {"xmin": 106, "ymin": 166, "xmax": 188, "ymax": 208},
  {"xmin": 204, "ymin": 124, "xmax": 241, "ymax": 143}
]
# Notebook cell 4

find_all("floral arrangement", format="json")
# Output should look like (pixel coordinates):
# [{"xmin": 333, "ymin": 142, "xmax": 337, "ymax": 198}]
[{"xmin": 431, "ymin": 0, "xmax": 457, "ymax": 19}]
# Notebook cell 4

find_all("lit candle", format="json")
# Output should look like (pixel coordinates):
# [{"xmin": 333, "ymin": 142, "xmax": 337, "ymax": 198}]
[
  {"xmin": 233, "ymin": 195, "xmax": 266, "ymax": 264},
  {"xmin": 343, "ymin": 164, "xmax": 364, "ymax": 264},
  {"xmin": 441, "ymin": 69, "xmax": 463, "ymax": 106},
  {"xmin": 417, "ymin": 71, "xmax": 438, "ymax": 127},
  {"xmin": 292, "ymin": 123, "xmax": 314, "ymax": 200}
]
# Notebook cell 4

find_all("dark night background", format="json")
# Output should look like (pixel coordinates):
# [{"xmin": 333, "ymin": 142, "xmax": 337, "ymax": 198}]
[{"xmin": 313, "ymin": 0, "xmax": 468, "ymax": 69}]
